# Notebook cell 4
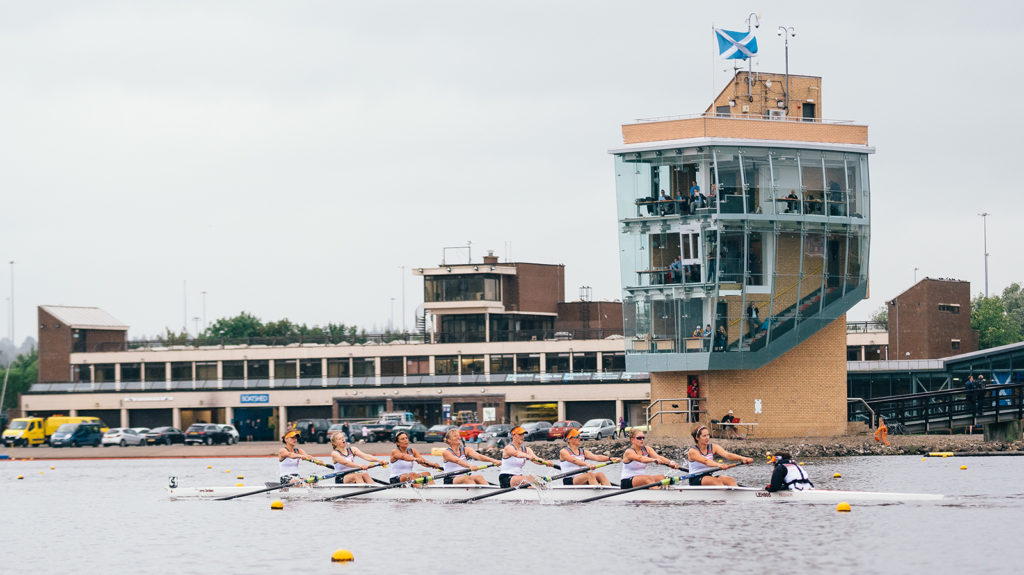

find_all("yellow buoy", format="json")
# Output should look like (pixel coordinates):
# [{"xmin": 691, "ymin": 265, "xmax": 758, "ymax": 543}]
[
  {"xmin": 207, "ymin": 465, "xmax": 212, "ymax": 469},
  {"xmin": 331, "ymin": 549, "xmax": 355, "ymax": 563},
  {"xmin": 836, "ymin": 502, "xmax": 851, "ymax": 512},
  {"xmin": 960, "ymin": 465, "xmax": 967, "ymax": 470},
  {"xmin": 270, "ymin": 500, "xmax": 284, "ymax": 510},
  {"xmin": 833, "ymin": 472, "xmax": 842, "ymax": 478},
  {"xmin": 38, "ymin": 471, "xmax": 44, "ymax": 474},
  {"xmin": 17, "ymin": 475, "xmax": 24, "ymax": 479},
  {"xmin": 236, "ymin": 483, "xmax": 244, "ymax": 487},
  {"xmin": 225, "ymin": 470, "xmax": 231, "ymax": 473},
  {"xmin": 50, "ymin": 466, "xmax": 55, "ymax": 470},
  {"xmin": 922, "ymin": 458, "xmax": 927, "ymax": 461}
]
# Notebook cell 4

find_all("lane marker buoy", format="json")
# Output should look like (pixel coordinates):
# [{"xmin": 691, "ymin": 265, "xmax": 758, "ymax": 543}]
[
  {"xmin": 836, "ymin": 502, "xmax": 851, "ymax": 512},
  {"xmin": 833, "ymin": 472, "xmax": 841, "ymax": 478},
  {"xmin": 271, "ymin": 500, "xmax": 284, "ymax": 510},
  {"xmin": 960, "ymin": 465, "xmax": 967, "ymax": 470},
  {"xmin": 331, "ymin": 549, "xmax": 354, "ymax": 563}
]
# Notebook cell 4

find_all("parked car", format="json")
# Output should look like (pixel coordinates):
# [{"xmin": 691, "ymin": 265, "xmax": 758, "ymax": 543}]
[
  {"xmin": 50, "ymin": 422, "xmax": 103, "ymax": 448},
  {"xmin": 293, "ymin": 418, "xmax": 331, "ymax": 444},
  {"xmin": 102, "ymin": 427, "xmax": 146, "ymax": 447},
  {"xmin": 459, "ymin": 423, "xmax": 486, "ymax": 442},
  {"xmin": 425, "ymin": 424, "xmax": 457, "ymax": 443},
  {"xmin": 364, "ymin": 411, "xmax": 417, "ymax": 442},
  {"xmin": 547, "ymin": 420, "xmax": 582, "ymax": 441},
  {"xmin": 145, "ymin": 426, "xmax": 185, "ymax": 445},
  {"xmin": 219, "ymin": 424, "xmax": 240, "ymax": 444},
  {"xmin": 391, "ymin": 422, "xmax": 428, "ymax": 442},
  {"xmin": 578, "ymin": 418, "xmax": 617, "ymax": 440},
  {"xmin": 185, "ymin": 423, "xmax": 231, "ymax": 445},
  {"xmin": 521, "ymin": 421, "xmax": 552, "ymax": 442},
  {"xmin": 478, "ymin": 424, "xmax": 512, "ymax": 447},
  {"xmin": 327, "ymin": 423, "xmax": 347, "ymax": 439},
  {"xmin": 131, "ymin": 427, "xmax": 151, "ymax": 436}
]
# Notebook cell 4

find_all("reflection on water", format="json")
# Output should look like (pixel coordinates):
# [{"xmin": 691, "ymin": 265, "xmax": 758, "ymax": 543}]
[{"xmin": 2, "ymin": 455, "xmax": 1021, "ymax": 573}]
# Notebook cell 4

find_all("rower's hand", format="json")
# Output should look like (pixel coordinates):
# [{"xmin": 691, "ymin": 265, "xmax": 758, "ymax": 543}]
[
  {"xmin": 742, "ymin": 457, "xmax": 753, "ymax": 465},
  {"xmin": 359, "ymin": 465, "xmax": 368, "ymax": 471},
  {"xmin": 670, "ymin": 462, "xmax": 681, "ymax": 470},
  {"xmin": 611, "ymin": 458, "xmax": 621, "ymax": 464},
  {"xmin": 587, "ymin": 463, "xmax": 596, "ymax": 470}
]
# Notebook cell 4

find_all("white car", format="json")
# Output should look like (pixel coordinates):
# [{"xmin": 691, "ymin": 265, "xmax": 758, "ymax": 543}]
[
  {"xmin": 219, "ymin": 424, "xmax": 240, "ymax": 444},
  {"xmin": 578, "ymin": 418, "xmax": 617, "ymax": 440},
  {"xmin": 102, "ymin": 427, "xmax": 147, "ymax": 447}
]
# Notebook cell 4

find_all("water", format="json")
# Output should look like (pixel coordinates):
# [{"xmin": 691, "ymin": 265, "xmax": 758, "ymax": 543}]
[{"xmin": 2, "ymin": 455, "xmax": 1022, "ymax": 574}]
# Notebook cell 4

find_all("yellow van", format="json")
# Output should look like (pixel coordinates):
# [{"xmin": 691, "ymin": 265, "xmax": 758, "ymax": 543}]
[
  {"xmin": 2, "ymin": 417, "xmax": 46, "ymax": 447},
  {"xmin": 43, "ymin": 416, "xmax": 108, "ymax": 441}
]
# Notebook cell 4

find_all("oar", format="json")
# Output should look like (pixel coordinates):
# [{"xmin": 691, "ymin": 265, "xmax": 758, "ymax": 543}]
[
  {"xmin": 216, "ymin": 463, "xmax": 384, "ymax": 501},
  {"xmin": 324, "ymin": 463, "xmax": 497, "ymax": 501},
  {"xmin": 576, "ymin": 462, "xmax": 745, "ymax": 504},
  {"xmin": 453, "ymin": 460, "xmax": 614, "ymax": 504}
]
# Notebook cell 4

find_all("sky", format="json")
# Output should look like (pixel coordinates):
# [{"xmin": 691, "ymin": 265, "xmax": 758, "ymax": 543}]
[{"xmin": 1, "ymin": 0, "xmax": 1022, "ymax": 343}]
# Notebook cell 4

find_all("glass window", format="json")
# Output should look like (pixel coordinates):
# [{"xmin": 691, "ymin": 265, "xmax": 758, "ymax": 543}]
[
  {"xmin": 299, "ymin": 359, "xmax": 322, "ymax": 378},
  {"xmin": 196, "ymin": 362, "xmax": 217, "ymax": 381},
  {"xmin": 248, "ymin": 360, "xmax": 269, "ymax": 379},
  {"xmin": 461, "ymin": 355, "xmax": 484, "ymax": 375},
  {"xmin": 490, "ymin": 354, "xmax": 514, "ymax": 374},
  {"xmin": 170, "ymin": 362, "xmax": 192, "ymax": 382},
  {"xmin": 120, "ymin": 363, "xmax": 141, "ymax": 382},
  {"xmin": 516, "ymin": 354, "xmax": 540, "ymax": 373},
  {"xmin": 823, "ymin": 151, "xmax": 847, "ymax": 217},
  {"xmin": 380, "ymin": 357, "xmax": 403, "ymax": 377},
  {"xmin": 144, "ymin": 362, "xmax": 166, "ymax": 382},
  {"xmin": 439, "ymin": 314, "xmax": 486, "ymax": 343},
  {"xmin": 327, "ymin": 358, "xmax": 350, "ymax": 378},
  {"xmin": 222, "ymin": 361, "xmax": 243, "ymax": 379},
  {"xmin": 424, "ymin": 275, "xmax": 501, "ymax": 303},
  {"xmin": 406, "ymin": 356, "xmax": 429, "ymax": 376},
  {"xmin": 602, "ymin": 352, "xmax": 625, "ymax": 372},
  {"xmin": 353, "ymin": 358, "xmax": 375, "ymax": 377},
  {"xmin": 713, "ymin": 148, "xmax": 743, "ymax": 214},
  {"xmin": 435, "ymin": 356, "xmax": 458, "ymax": 375},
  {"xmin": 547, "ymin": 353, "xmax": 570, "ymax": 373},
  {"xmin": 740, "ymin": 147, "xmax": 771, "ymax": 215},
  {"xmin": 94, "ymin": 364, "xmax": 116, "ymax": 383},
  {"xmin": 799, "ymin": 150, "xmax": 824, "ymax": 213},
  {"xmin": 274, "ymin": 360, "xmax": 297, "ymax": 379},
  {"xmin": 572, "ymin": 352, "xmax": 597, "ymax": 372}
]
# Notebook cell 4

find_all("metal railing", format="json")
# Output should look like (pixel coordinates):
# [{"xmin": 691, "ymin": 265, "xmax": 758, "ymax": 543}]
[{"xmin": 646, "ymin": 397, "xmax": 704, "ymax": 427}]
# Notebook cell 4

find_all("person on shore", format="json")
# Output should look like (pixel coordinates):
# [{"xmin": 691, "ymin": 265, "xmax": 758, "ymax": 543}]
[
  {"xmin": 499, "ymin": 426, "xmax": 555, "ymax": 488},
  {"xmin": 874, "ymin": 416, "xmax": 890, "ymax": 445},
  {"xmin": 390, "ymin": 430, "xmax": 442, "ymax": 485},
  {"xmin": 618, "ymin": 416, "xmax": 626, "ymax": 439},
  {"xmin": 620, "ymin": 428, "xmax": 681, "ymax": 489},
  {"xmin": 686, "ymin": 425, "xmax": 752, "ymax": 486},
  {"xmin": 765, "ymin": 451, "xmax": 814, "ymax": 492},
  {"xmin": 558, "ymin": 428, "xmax": 619, "ymax": 485},
  {"xmin": 720, "ymin": 410, "xmax": 744, "ymax": 439},
  {"xmin": 330, "ymin": 431, "xmax": 387, "ymax": 484},
  {"xmin": 441, "ymin": 428, "xmax": 500, "ymax": 485},
  {"xmin": 278, "ymin": 429, "xmax": 321, "ymax": 484}
]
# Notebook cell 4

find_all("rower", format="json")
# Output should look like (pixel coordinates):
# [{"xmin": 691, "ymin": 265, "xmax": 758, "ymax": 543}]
[
  {"xmin": 686, "ymin": 425, "xmax": 753, "ymax": 486},
  {"xmin": 558, "ymin": 428, "xmax": 618, "ymax": 486},
  {"xmin": 390, "ymin": 430, "xmax": 441, "ymax": 485},
  {"xmin": 330, "ymin": 432, "xmax": 387, "ymax": 484},
  {"xmin": 499, "ymin": 426, "xmax": 555, "ymax": 488},
  {"xmin": 765, "ymin": 451, "xmax": 814, "ymax": 492},
  {"xmin": 278, "ymin": 429, "xmax": 319, "ymax": 484},
  {"xmin": 441, "ymin": 428, "xmax": 501, "ymax": 485},
  {"xmin": 620, "ymin": 428, "xmax": 681, "ymax": 489}
]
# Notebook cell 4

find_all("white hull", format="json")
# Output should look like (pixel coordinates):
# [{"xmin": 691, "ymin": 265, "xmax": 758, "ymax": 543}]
[{"xmin": 168, "ymin": 483, "xmax": 942, "ymax": 503}]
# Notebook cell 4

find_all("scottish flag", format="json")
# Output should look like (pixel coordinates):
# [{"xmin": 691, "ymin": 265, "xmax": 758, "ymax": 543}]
[{"xmin": 715, "ymin": 28, "xmax": 758, "ymax": 60}]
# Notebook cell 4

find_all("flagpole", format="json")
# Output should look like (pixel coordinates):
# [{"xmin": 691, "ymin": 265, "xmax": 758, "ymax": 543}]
[{"xmin": 710, "ymin": 24, "xmax": 716, "ymax": 112}]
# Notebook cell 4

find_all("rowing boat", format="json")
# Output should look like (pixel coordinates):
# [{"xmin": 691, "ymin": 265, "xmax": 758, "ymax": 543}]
[{"xmin": 167, "ymin": 483, "xmax": 943, "ymax": 503}]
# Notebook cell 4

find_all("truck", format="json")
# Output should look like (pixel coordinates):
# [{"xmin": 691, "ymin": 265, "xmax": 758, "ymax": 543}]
[
  {"xmin": 1, "ymin": 415, "xmax": 107, "ymax": 447},
  {"xmin": 363, "ymin": 411, "xmax": 417, "ymax": 442}
]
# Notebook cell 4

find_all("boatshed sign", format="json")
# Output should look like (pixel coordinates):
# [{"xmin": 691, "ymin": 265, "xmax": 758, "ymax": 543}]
[{"xmin": 240, "ymin": 393, "xmax": 270, "ymax": 404}]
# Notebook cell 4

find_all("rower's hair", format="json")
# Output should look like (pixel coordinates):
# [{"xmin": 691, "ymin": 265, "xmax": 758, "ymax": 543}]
[
  {"xmin": 627, "ymin": 428, "xmax": 644, "ymax": 440},
  {"xmin": 444, "ymin": 428, "xmax": 461, "ymax": 442},
  {"xmin": 330, "ymin": 432, "xmax": 345, "ymax": 446},
  {"xmin": 691, "ymin": 425, "xmax": 708, "ymax": 441},
  {"xmin": 393, "ymin": 431, "xmax": 409, "ymax": 443}
]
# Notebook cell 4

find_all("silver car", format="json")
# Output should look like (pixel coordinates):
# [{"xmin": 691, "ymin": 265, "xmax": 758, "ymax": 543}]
[
  {"xmin": 102, "ymin": 427, "xmax": 146, "ymax": 447},
  {"xmin": 578, "ymin": 418, "xmax": 616, "ymax": 440}
]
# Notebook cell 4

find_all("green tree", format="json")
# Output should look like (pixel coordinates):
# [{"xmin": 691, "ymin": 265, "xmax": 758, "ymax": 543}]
[
  {"xmin": 1001, "ymin": 283, "xmax": 1024, "ymax": 338},
  {"xmin": 205, "ymin": 312, "xmax": 264, "ymax": 339},
  {"xmin": 869, "ymin": 305, "xmax": 888, "ymax": 326},
  {"xmin": 971, "ymin": 294, "xmax": 1022, "ymax": 349},
  {"xmin": 1, "ymin": 349, "xmax": 39, "ymax": 413}
]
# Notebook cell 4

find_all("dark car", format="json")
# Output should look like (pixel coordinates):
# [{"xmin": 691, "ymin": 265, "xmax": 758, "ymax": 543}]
[
  {"xmin": 293, "ymin": 418, "xmax": 331, "ymax": 444},
  {"xmin": 521, "ymin": 421, "xmax": 552, "ymax": 442},
  {"xmin": 391, "ymin": 422, "xmax": 428, "ymax": 442},
  {"xmin": 425, "ymin": 424, "xmax": 456, "ymax": 443},
  {"xmin": 50, "ymin": 423, "xmax": 103, "ymax": 448},
  {"xmin": 145, "ymin": 426, "xmax": 185, "ymax": 445},
  {"xmin": 185, "ymin": 423, "xmax": 231, "ymax": 445},
  {"xmin": 478, "ymin": 424, "xmax": 512, "ymax": 447},
  {"xmin": 547, "ymin": 420, "xmax": 582, "ymax": 441}
]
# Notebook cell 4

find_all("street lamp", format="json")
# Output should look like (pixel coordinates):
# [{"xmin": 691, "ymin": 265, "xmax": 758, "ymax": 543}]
[
  {"xmin": 777, "ymin": 26, "xmax": 796, "ymax": 112},
  {"xmin": 978, "ymin": 212, "xmax": 990, "ymax": 297}
]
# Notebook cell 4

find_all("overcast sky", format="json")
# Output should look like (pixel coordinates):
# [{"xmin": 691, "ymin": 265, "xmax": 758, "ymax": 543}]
[{"xmin": 1, "ymin": 1, "xmax": 1021, "ymax": 342}]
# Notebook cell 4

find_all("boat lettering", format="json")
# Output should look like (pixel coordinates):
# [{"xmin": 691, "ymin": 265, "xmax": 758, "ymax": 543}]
[{"xmin": 756, "ymin": 492, "xmax": 771, "ymax": 498}]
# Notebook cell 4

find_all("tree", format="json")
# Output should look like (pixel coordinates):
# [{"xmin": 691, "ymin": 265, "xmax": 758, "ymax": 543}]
[
  {"xmin": 869, "ymin": 305, "xmax": 888, "ymax": 326},
  {"xmin": 971, "ymin": 294, "xmax": 1022, "ymax": 350},
  {"xmin": 1, "ymin": 349, "xmax": 39, "ymax": 413},
  {"xmin": 1002, "ymin": 283, "xmax": 1024, "ymax": 338},
  {"xmin": 205, "ymin": 312, "xmax": 264, "ymax": 339}
]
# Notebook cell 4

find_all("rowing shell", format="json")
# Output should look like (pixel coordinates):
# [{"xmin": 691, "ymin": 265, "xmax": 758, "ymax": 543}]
[{"xmin": 167, "ymin": 483, "xmax": 943, "ymax": 503}]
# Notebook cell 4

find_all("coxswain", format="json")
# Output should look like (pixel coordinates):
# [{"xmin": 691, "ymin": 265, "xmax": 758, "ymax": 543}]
[
  {"xmin": 390, "ymin": 430, "xmax": 441, "ymax": 485},
  {"xmin": 330, "ymin": 432, "xmax": 387, "ymax": 484},
  {"xmin": 441, "ymin": 428, "xmax": 501, "ymax": 485},
  {"xmin": 620, "ymin": 428, "xmax": 681, "ymax": 489},
  {"xmin": 686, "ymin": 425, "xmax": 753, "ymax": 486},
  {"xmin": 278, "ymin": 429, "xmax": 320, "ymax": 484},
  {"xmin": 499, "ymin": 426, "xmax": 555, "ymax": 488},
  {"xmin": 765, "ymin": 451, "xmax": 814, "ymax": 492},
  {"xmin": 558, "ymin": 428, "xmax": 618, "ymax": 485}
]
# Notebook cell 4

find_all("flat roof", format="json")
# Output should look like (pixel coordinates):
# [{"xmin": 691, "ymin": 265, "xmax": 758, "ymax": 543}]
[{"xmin": 40, "ymin": 305, "xmax": 129, "ymax": 331}]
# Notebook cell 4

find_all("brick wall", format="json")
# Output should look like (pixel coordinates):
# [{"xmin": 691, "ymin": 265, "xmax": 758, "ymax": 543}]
[
  {"xmin": 649, "ymin": 315, "xmax": 848, "ymax": 438},
  {"xmin": 38, "ymin": 308, "xmax": 72, "ymax": 383},
  {"xmin": 889, "ymin": 279, "xmax": 979, "ymax": 359}
]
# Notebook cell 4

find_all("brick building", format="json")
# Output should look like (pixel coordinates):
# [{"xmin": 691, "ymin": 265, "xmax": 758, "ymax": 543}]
[
  {"xmin": 887, "ymin": 278, "xmax": 979, "ymax": 360},
  {"xmin": 613, "ymin": 72, "xmax": 871, "ymax": 437}
]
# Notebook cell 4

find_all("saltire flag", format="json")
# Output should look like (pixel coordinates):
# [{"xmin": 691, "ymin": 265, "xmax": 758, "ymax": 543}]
[{"xmin": 715, "ymin": 28, "xmax": 758, "ymax": 60}]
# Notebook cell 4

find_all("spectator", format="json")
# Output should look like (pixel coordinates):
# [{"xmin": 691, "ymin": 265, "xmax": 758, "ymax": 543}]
[{"xmin": 618, "ymin": 416, "xmax": 626, "ymax": 439}]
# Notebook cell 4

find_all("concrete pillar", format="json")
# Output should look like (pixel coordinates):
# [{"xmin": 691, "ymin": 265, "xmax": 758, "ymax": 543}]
[
  {"xmin": 983, "ymin": 420, "xmax": 1021, "ymax": 442},
  {"xmin": 615, "ymin": 399, "xmax": 624, "ymax": 426},
  {"xmin": 322, "ymin": 358, "xmax": 328, "ymax": 387},
  {"xmin": 120, "ymin": 408, "xmax": 129, "ymax": 428},
  {"xmin": 557, "ymin": 400, "xmax": 566, "ymax": 421},
  {"xmin": 269, "ymin": 360, "xmax": 276, "ymax": 388},
  {"xmin": 279, "ymin": 405, "xmax": 288, "ymax": 432},
  {"xmin": 225, "ymin": 406, "xmax": 234, "ymax": 425},
  {"xmin": 172, "ymin": 407, "xmax": 182, "ymax": 430},
  {"xmin": 70, "ymin": 409, "xmax": 78, "ymax": 417}
]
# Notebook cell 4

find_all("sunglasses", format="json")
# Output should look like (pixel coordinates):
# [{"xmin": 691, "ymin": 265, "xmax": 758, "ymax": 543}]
[{"xmin": 635, "ymin": 436, "xmax": 646, "ymax": 440}]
